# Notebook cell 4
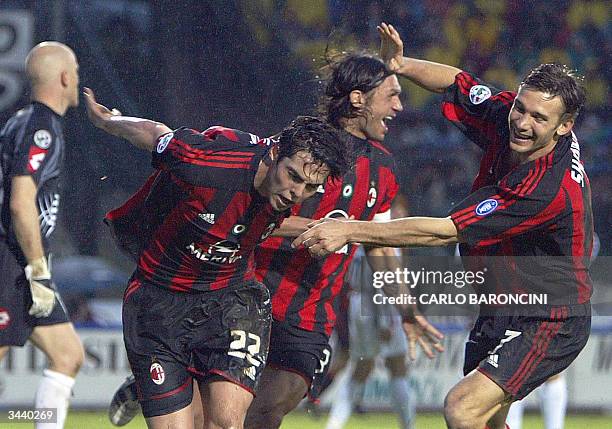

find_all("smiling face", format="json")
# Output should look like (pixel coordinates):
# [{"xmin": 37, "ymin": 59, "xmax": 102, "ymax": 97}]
[
  {"xmin": 263, "ymin": 150, "xmax": 330, "ymax": 211},
  {"xmin": 508, "ymin": 86, "xmax": 574, "ymax": 162},
  {"xmin": 347, "ymin": 74, "xmax": 403, "ymax": 142}
]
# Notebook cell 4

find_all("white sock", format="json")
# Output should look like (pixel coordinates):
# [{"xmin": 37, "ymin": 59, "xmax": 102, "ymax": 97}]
[
  {"xmin": 506, "ymin": 399, "xmax": 524, "ymax": 429},
  {"xmin": 389, "ymin": 377, "xmax": 415, "ymax": 429},
  {"xmin": 35, "ymin": 369, "xmax": 75, "ymax": 429},
  {"xmin": 538, "ymin": 376, "xmax": 567, "ymax": 429},
  {"xmin": 325, "ymin": 379, "xmax": 361, "ymax": 429}
]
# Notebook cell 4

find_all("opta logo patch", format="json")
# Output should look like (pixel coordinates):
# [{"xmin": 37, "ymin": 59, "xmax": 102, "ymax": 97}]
[
  {"xmin": 469, "ymin": 85, "xmax": 492, "ymax": 105},
  {"xmin": 150, "ymin": 362, "xmax": 165, "ymax": 385},
  {"xmin": 475, "ymin": 199, "xmax": 498, "ymax": 216},
  {"xmin": 33, "ymin": 129, "xmax": 52, "ymax": 149},
  {"xmin": 156, "ymin": 132, "xmax": 173, "ymax": 153},
  {"xmin": 0, "ymin": 308, "xmax": 11, "ymax": 330}
]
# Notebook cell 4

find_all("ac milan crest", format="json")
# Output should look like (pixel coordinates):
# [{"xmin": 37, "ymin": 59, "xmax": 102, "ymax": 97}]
[{"xmin": 150, "ymin": 362, "xmax": 165, "ymax": 385}]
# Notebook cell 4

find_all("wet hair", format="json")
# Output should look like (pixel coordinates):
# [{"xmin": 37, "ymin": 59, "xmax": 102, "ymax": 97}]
[
  {"xmin": 318, "ymin": 52, "xmax": 393, "ymax": 128},
  {"xmin": 277, "ymin": 115, "xmax": 350, "ymax": 180},
  {"xmin": 520, "ymin": 63, "xmax": 586, "ymax": 119}
]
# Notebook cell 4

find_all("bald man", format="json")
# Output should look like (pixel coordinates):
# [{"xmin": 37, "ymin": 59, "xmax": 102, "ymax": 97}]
[{"xmin": 0, "ymin": 42, "xmax": 84, "ymax": 428}]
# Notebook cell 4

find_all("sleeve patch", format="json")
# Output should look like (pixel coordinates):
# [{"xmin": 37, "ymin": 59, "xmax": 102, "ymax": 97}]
[
  {"xmin": 27, "ymin": 146, "xmax": 47, "ymax": 173},
  {"xmin": 33, "ymin": 129, "xmax": 52, "ymax": 149},
  {"xmin": 475, "ymin": 198, "xmax": 499, "ymax": 216},
  {"xmin": 156, "ymin": 132, "xmax": 174, "ymax": 153},
  {"xmin": 469, "ymin": 85, "xmax": 492, "ymax": 105}
]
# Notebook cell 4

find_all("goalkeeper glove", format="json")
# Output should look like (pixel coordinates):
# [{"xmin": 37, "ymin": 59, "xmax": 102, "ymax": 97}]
[{"xmin": 24, "ymin": 257, "xmax": 56, "ymax": 318}]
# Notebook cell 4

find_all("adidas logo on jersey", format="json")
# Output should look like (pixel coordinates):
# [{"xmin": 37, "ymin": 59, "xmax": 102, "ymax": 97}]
[
  {"xmin": 198, "ymin": 212, "xmax": 216, "ymax": 224},
  {"xmin": 486, "ymin": 354, "xmax": 499, "ymax": 368}
]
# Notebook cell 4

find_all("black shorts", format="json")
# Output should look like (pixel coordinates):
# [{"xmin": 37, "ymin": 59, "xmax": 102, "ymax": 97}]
[
  {"xmin": 122, "ymin": 279, "xmax": 272, "ymax": 418},
  {"xmin": 0, "ymin": 243, "xmax": 69, "ymax": 347},
  {"xmin": 463, "ymin": 304, "xmax": 591, "ymax": 400},
  {"xmin": 267, "ymin": 319, "xmax": 331, "ymax": 395}
]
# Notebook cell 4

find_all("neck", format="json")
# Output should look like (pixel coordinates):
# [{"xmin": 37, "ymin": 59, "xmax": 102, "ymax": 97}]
[
  {"xmin": 341, "ymin": 118, "xmax": 366, "ymax": 140},
  {"xmin": 518, "ymin": 139, "xmax": 558, "ymax": 164},
  {"xmin": 31, "ymin": 89, "xmax": 67, "ymax": 116}
]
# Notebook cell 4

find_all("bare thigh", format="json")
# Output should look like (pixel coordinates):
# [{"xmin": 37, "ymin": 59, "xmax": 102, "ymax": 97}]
[{"xmin": 29, "ymin": 323, "xmax": 84, "ymax": 376}]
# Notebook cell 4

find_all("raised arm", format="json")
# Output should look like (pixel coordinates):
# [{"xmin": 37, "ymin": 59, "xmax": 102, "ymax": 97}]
[
  {"xmin": 378, "ymin": 22, "xmax": 461, "ymax": 94},
  {"xmin": 84, "ymin": 87, "xmax": 171, "ymax": 151}
]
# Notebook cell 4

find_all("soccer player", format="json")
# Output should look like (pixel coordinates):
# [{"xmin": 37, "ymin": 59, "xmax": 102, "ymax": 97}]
[
  {"xmin": 325, "ymin": 246, "xmax": 415, "ymax": 429},
  {"xmin": 107, "ymin": 35, "xmax": 443, "ymax": 429},
  {"xmin": 0, "ymin": 42, "xmax": 84, "ymax": 429},
  {"xmin": 294, "ymin": 23, "xmax": 592, "ymax": 429},
  {"xmin": 84, "ymin": 88, "xmax": 349, "ymax": 429},
  {"xmin": 243, "ymin": 50, "xmax": 443, "ymax": 429}
]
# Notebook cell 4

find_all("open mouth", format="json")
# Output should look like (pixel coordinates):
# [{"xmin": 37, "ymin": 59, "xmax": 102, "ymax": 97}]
[
  {"xmin": 381, "ymin": 116, "xmax": 394, "ymax": 132},
  {"xmin": 277, "ymin": 195, "xmax": 292, "ymax": 208},
  {"xmin": 511, "ymin": 127, "xmax": 533, "ymax": 145}
]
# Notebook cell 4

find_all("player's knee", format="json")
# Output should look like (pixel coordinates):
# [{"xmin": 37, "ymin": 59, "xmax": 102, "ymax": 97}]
[
  {"xmin": 245, "ymin": 408, "xmax": 284, "ymax": 429},
  {"xmin": 48, "ymin": 342, "xmax": 84, "ymax": 377},
  {"xmin": 444, "ymin": 389, "xmax": 481, "ymax": 429},
  {"xmin": 246, "ymin": 393, "xmax": 300, "ymax": 429},
  {"xmin": 209, "ymin": 413, "xmax": 243, "ymax": 429}
]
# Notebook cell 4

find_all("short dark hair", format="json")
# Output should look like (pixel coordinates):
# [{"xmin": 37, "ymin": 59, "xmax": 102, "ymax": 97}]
[
  {"xmin": 277, "ymin": 115, "xmax": 350, "ymax": 180},
  {"xmin": 318, "ymin": 53, "xmax": 393, "ymax": 128},
  {"xmin": 521, "ymin": 63, "xmax": 586, "ymax": 119}
]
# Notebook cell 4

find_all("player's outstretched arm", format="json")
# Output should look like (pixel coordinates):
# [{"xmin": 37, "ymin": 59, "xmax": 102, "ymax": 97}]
[
  {"xmin": 377, "ymin": 22, "xmax": 461, "ymax": 93},
  {"xmin": 83, "ymin": 87, "xmax": 171, "ymax": 152},
  {"xmin": 270, "ymin": 216, "xmax": 313, "ymax": 237},
  {"xmin": 271, "ymin": 215, "xmax": 355, "ymax": 238},
  {"xmin": 293, "ymin": 216, "xmax": 460, "ymax": 257}
]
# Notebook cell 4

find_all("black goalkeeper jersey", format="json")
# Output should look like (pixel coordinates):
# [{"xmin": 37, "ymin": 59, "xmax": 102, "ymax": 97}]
[
  {"xmin": 0, "ymin": 102, "xmax": 64, "ymax": 265},
  {"xmin": 444, "ymin": 72, "xmax": 593, "ymax": 310}
]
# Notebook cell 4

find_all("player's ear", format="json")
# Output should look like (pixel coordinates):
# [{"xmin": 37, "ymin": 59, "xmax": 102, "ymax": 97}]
[
  {"xmin": 60, "ymin": 70, "xmax": 69, "ymax": 88},
  {"xmin": 556, "ymin": 114, "xmax": 575, "ymax": 137},
  {"xmin": 349, "ymin": 90, "xmax": 365, "ymax": 108}
]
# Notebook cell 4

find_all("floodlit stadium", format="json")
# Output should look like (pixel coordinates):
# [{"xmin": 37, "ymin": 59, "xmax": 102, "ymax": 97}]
[{"xmin": 0, "ymin": 1, "xmax": 610, "ymax": 428}]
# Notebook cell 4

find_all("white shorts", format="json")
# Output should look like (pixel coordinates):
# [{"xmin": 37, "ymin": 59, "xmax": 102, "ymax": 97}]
[{"xmin": 348, "ymin": 292, "xmax": 408, "ymax": 360}]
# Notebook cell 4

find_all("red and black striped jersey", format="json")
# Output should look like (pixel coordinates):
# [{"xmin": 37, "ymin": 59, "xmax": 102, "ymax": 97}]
[
  {"xmin": 255, "ymin": 134, "xmax": 398, "ymax": 335},
  {"xmin": 444, "ymin": 72, "xmax": 593, "ymax": 309},
  {"xmin": 105, "ymin": 126, "xmax": 287, "ymax": 293}
]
